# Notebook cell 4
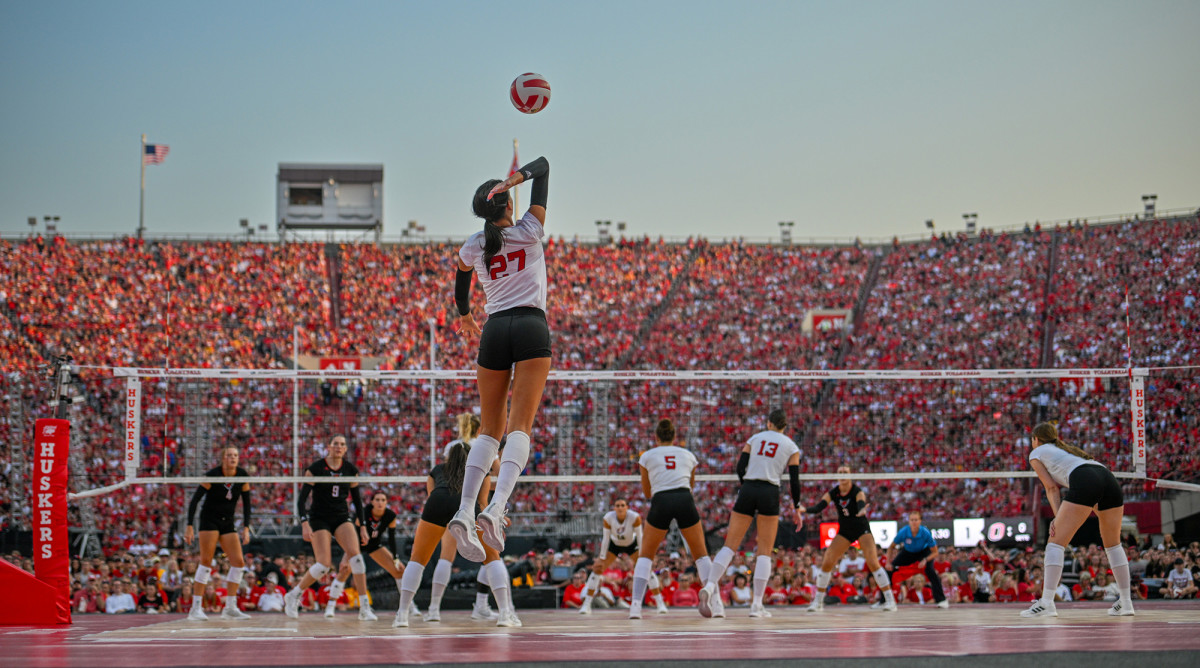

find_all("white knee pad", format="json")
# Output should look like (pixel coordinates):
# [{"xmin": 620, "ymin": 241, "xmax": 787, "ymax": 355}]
[
  {"xmin": 308, "ymin": 562, "xmax": 331, "ymax": 580},
  {"xmin": 224, "ymin": 566, "xmax": 244, "ymax": 587},
  {"xmin": 195, "ymin": 565, "xmax": 212, "ymax": 585},
  {"xmin": 647, "ymin": 570, "xmax": 661, "ymax": 590},
  {"xmin": 349, "ymin": 554, "xmax": 366, "ymax": 575}
]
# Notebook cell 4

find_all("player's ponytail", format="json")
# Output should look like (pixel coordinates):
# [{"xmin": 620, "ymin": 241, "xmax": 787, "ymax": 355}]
[
  {"xmin": 445, "ymin": 441, "xmax": 470, "ymax": 494},
  {"xmin": 456, "ymin": 412, "xmax": 481, "ymax": 441},
  {"xmin": 1032, "ymin": 421, "xmax": 1093, "ymax": 460},
  {"xmin": 655, "ymin": 418, "xmax": 676, "ymax": 444},
  {"xmin": 473, "ymin": 180, "xmax": 508, "ymax": 267}
]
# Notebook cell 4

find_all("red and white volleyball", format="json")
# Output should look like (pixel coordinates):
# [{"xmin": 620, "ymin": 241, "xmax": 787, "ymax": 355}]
[{"xmin": 510, "ymin": 73, "xmax": 551, "ymax": 114}]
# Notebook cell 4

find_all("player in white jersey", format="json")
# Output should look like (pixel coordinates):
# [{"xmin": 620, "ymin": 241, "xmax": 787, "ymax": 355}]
[
  {"xmin": 630, "ymin": 419, "xmax": 712, "ymax": 620},
  {"xmin": 698, "ymin": 409, "xmax": 801, "ymax": 619},
  {"xmin": 423, "ymin": 412, "xmax": 500, "ymax": 622},
  {"xmin": 1020, "ymin": 421, "xmax": 1134, "ymax": 618},
  {"xmin": 448, "ymin": 157, "xmax": 552, "ymax": 564},
  {"xmin": 579, "ymin": 499, "xmax": 669, "ymax": 615}
]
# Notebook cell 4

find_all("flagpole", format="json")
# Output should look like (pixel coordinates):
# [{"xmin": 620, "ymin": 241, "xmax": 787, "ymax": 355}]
[
  {"xmin": 512, "ymin": 138, "xmax": 520, "ymax": 214},
  {"xmin": 138, "ymin": 134, "xmax": 146, "ymax": 240}
]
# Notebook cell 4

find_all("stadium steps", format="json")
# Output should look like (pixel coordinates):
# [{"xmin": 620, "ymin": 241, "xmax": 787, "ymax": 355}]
[{"xmin": 609, "ymin": 241, "xmax": 705, "ymax": 369}]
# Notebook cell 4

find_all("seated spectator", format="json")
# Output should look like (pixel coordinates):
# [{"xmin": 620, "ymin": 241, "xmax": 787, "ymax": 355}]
[
  {"xmin": 824, "ymin": 573, "xmax": 858, "ymax": 605},
  {"xmin": 728, "ymin": 573, "xmax": 751, "ymax": 607},
  {"xmin": 105, "ymin": 580, "xmax": 137, "ymax": 614},
  {"xmin": 1072, "ymin": 572, "xmax": 1100, "ymax": 601},
  {"xmin": 561, "ymin": 570, "xmax": 588, "ymax": 609},
  {"xmin": 1161, "ymin": 559, "xmax": 1197, "ymax": 599},
  {"xmin": 672, "ymin": 573, "xmax": 700, "ymax": 607},
  {"xmin": 137, "ymin": 580, "xmax": 167, "ymax": 613}
]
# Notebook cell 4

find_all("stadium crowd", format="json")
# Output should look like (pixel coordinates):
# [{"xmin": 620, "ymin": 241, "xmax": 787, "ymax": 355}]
[{"xmin": 0, "ymin": 213, "xmax": 1197, "ymax": 556}]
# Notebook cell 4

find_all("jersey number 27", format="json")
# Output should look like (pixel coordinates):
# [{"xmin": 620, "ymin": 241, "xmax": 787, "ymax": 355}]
[{"xmin": 489, "ymin": 250, "xmax": 527, "ymax": 280}]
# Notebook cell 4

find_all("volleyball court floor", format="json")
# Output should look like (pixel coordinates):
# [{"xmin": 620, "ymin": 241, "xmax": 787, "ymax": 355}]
[{"xmin": 3, "ymin": 601, "xmax": 1198, "ymax": 668}]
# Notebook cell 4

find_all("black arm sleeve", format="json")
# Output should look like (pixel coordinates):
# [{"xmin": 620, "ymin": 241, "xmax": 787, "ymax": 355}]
[
  {"xmin": 455, "ymin": 268, "xmax": 472, "ymax": 316},
  {"xmin": 518, "ymin": 156, "xmax": 549, "ymax": 208},
  {"xmin": 241, "ymin": 486, "xmax": 252, "ymax": 528},
  {"xmin": 805, "ymin": 499, "xmax": 829, "ymax": 514},
  {"xmin": 187, "ymin": 486, "xmax": 204, "ymax": 526},
  {"xmin": 350, "ymin": 486, "xmax": 365, "ymax": 524},
  {"xmin": 788, "ymin": 465, "xmax": 801, "ymax": 506},
  {"xmin": 297, "ymin": 484, "xmax": 312, "ymax": 522},
  {"xmin": 387, "ymin": 525, "xmax": 397, "ymax": 556},
  {"xmin": 736, "ymin": 452, "xmax": 750, "ymax": 484}
]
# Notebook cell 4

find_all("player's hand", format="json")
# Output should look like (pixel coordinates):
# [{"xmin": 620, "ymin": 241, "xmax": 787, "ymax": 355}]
[
  {"xmin": 184, "ymin": 526, "xmax": 194, "ymax": 545},
  {"xmin": 301, "ymin": 521, "xmax": 312, "ymax": 543},
  {"xmin": 486, "ymin": 176, "xmax": 519, "ymax": 201},
  {"xmin": 242, "ymin": 527, "xmax": 251, "ymax": 546},
  {"xmin": 457, "ymin": 312, "xmax": 481, "ymax": 337},
  {"xmin": 360, "ymin": 526, "xmax": 369, "ymax": 546}
]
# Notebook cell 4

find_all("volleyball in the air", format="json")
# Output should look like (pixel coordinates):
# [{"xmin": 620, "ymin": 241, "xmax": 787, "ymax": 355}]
[{"xmin": 510, "ymin": 73, "xmax": 551, "ymax": 114}]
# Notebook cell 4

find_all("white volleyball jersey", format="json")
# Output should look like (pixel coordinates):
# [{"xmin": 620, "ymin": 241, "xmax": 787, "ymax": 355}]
[
  {"xmin": 1029, "ymin": 443, "xmax": 1105, "ymax": 487},
  {"xmin": 459, "ymin": 211, "xmax": 547, "ymax": 314},
  {"xmin": 603, "ymin": 510, "xmax": 639, "ymax": 547},
  {"xmin": 638, "ymin": 445, "xmax": 697, "ymax": 495},
  {"xmin": 743, "ymin": 430, "xmax": 800, "ymax": 486}
]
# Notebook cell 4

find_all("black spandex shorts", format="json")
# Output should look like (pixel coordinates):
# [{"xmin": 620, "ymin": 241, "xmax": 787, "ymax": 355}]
[
  {"xmin": 477, "ymin": 307, "xmax": 552, "ymax": 371},
  {"xmin": 607, "ymin": 541, "xmax": 639, "ymax": 557},
  {"xmin": 731, "ymin": 480, "xmax": 781, "ymax": 517},
  {"xmin": 1061, "ymin": 464, "xmax": 1123, "ymax": 511},
  {"xmin": 836, "ymin": 519, "xmax": 872, "ymax": 542},
  {"xmin": 421, "ymin": 487, "xmax": 484, "ymax": 528},
  {"xmin": 308, "ymin": 512, "xmax": 353, "ymax": 534},
  {"xmin": 198, "ymin": 512, "xmax": 236, "ymax": 535},
  {"xmin": 646, "ymin": 488, "xmax": 701, "ymax": 531}
]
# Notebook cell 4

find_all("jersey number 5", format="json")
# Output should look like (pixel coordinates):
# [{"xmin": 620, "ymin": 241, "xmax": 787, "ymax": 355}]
[
  {"xmin": 756, "ymin": 441, "xmax": 779, "ymax": 457},
  {"xmin": 489, "ymin": 250, "xmax": 527, "ymax": 280},
  {"xmin": 664, "ymin": 455, "xmax": 676, "ymax": 469}
]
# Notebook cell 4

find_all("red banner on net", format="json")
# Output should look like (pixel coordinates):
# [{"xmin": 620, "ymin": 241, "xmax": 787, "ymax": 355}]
[{"xmin": 33, "ymin": 418, "xmax": 71, "ymax": 619}]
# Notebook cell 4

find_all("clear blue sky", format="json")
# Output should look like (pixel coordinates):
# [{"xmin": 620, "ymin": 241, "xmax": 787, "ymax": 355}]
[{"xmin": 1, "ymin": 1, "xmax": 1197, "ymax": 242}]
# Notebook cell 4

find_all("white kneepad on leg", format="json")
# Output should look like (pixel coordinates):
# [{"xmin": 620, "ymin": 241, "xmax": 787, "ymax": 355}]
[
  {"xmin": 195, "ymin": 565, "xmax": 212, "ymax": 585},
  {"xmin": 308, "ymin": 563, "xmax": 331, "ymax": 580},
  {"xmin": 349, "ymin": 554, "xmax": 367, "ymax": 575}
]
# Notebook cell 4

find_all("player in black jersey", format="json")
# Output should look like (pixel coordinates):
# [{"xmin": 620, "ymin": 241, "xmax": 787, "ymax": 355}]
[
  {"xmin": 184, "ymin": 446, "xmax": 251, "ymax": 621},
  {"xmin": 799, "ymin": 465, "xmax": 896, "ymax": 612},
  {"xmin": 321, "ymin": 491, "xmax": 419, "ymax": 619},
  {"xmin": 394, "ymin": 441, "xmax": 520, "ymax": 628},
  {"xmin": 283, "ymin": 435, "xmax": 375, "ymax": 621}
]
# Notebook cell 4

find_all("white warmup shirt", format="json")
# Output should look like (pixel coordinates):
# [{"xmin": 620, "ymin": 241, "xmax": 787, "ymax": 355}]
[
  {"xmin": 639, "ymin": 445, "xmax": 698, "ymax": 495},
  {"xmin": 743, "ymin": 429, "xmax": 800, "ymax": 486},
  {"xmin": 603, "ymin": 510, "xmax": 639, "ymax": 547},
  {"xmin": 458, "ymin": 212, "xmax": 547, "ymax": 314},
  {"xmin": 1028, "ymin": 443, "xmax": 1105, "ymax": 487}
]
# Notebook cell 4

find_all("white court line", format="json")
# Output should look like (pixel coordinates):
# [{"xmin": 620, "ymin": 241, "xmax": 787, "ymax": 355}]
[{"xmin": 168, "ymin": 627, "xmax": 298, "ymax": 634}]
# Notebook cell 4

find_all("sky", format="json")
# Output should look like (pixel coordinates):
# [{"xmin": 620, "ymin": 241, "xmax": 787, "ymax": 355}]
[{"xmin": 1, "ymin": 0, "xmax": 1197, "ymax": 244}]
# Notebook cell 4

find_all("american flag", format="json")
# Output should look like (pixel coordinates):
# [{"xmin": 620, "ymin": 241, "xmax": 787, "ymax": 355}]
[{"xmin": 144, "ymin": 144, "xmax": 170, "ymax": 165}]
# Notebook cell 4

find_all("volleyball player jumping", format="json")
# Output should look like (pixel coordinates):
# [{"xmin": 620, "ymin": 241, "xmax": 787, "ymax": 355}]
[{"xmin": 448, "ymin": 156, "xmax": 552, "ymax": 562}]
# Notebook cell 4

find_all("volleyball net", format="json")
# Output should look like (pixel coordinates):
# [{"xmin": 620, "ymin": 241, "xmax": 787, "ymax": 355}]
[{"xmin": 63, "ymin": 365, "xmax": 1191, "ymax": 499}]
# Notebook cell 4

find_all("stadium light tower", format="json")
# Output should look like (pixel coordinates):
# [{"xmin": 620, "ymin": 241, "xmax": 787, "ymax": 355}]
[
  {"xmin": 595, "ymin": 220, "xmax": 612, "ymax": 245},
  {"xmin": 778, "ymin": 221, "xmax": 794, "ymax": 245},
  {"xmin": 27, "ymin": 217, "xmax": 37, "ymax": 237},
  {"xmin": 1142, "ymin": 194, "xmax": 1157, "ymax": 219},
  {"xmin": 43, "ymin": 215, "xmax": 60, "ymax": 236},
  {"xmin": 963, "ymin": 213, "xmax": 978, "ymax": 234}
]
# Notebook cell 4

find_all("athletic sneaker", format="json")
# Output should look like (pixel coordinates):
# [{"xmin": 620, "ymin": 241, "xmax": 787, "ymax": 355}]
[
  {"xmin": 409, "ymin": 601, "xmax": 422, "ymax": 617},
  {"xmin": 1108, "ymin": 599, "xmax": 1135, "ymax": 617},
  {"xmin": 393, "ymin": 608, "xmax": 409, "ymax": 628},
  {"xmin": 880, "ymin": 600, "xmax": 898, "ymax": 612},
  {"xmin": 1019, "ymin": 599, "xmax": 1057, "ymax": 618},
  {"xmin": 447, "ymin": 509, "xmax": 485, "ymax": 562},
  {"xmin": 187, "ymin": 606, "xmax": 208, "ymax": 622},
  {"xmin": 805, "ymin": 598, "xmax": 824, "ymax": 613},
  {"xmin": 359, "ymin": 604, "xmax": 378, "ymax": 622},
  {"xmin": 221, "ymin": 606, "xmax": 251, "ymax": 620},
  {"xmin": 422, "ymin": 607, "xmax": 441, "ymax": 622},
  {"xmin": 496, "ymin": 610, "xmax": 522, "ymax": 628},
  {"xmin": 283, "ymin": 589, "xmax": 300, "ymax": 619},
  {"xmin": 710, "ymin": 596, "xmax": 726, "ymax": 619},
  {"xmin": 697, "ymin": 582, "xmax": 717, "ymax": 618},
  {"xmin": 749, "ymin": 603, "xmax": 772, "ymax": 619},
  {"xmin": 936, "ymin": 600, "xmax": 950, "ymax": 609},
  {"xmin": 579, "ymin": 600, "xmax": 592, "ymax": 615},
  {"xmin": 628, "ymin": 602, "xmax": 643, "ymax": 620},
  {"xmin": 476, "ymin": 501, "xmax": 507, "ymax": 552},
  {"xmin": 656, "ymin": 599, "xmax": 669, "ymax": 615},
  {"xmin": 324, "ymin": 605, "xmax": 336, "ymax": 619},
  {"xmin": 471, "ymin": 602, "xmax": 499, "ymax": 621}
]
